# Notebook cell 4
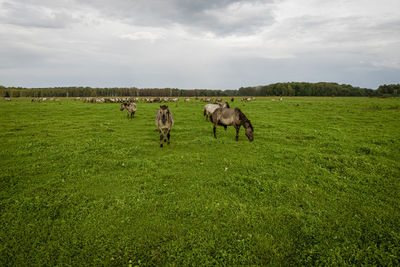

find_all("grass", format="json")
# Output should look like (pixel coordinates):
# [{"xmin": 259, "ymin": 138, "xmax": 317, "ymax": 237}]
[{"xmin": 1, "ymin": 97, "xmax": 399, "ymax": 265}]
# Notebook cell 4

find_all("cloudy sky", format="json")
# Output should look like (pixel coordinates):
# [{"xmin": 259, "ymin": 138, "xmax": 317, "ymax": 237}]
[{"xmin": 0, "ymin": 0, "xmax": 399, "ymax": 89}]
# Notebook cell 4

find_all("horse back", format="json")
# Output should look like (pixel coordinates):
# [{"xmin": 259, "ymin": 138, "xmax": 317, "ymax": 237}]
[
  {"xmin": 156, "ymin": 109, "xmax": 174, "ymax": 129},
  {"xmin": 213, "ymin": 108, "xmax": 238, "ymax": 126}
]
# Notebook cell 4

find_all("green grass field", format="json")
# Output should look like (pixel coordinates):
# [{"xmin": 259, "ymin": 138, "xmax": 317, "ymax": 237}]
[{"xmin": 1, "ymin": 97, "xmax": 399, "ymax": 265}]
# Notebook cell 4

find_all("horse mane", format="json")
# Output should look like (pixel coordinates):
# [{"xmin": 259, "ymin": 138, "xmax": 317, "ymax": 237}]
[
  {"xmin": 235, "ymin": 108, "xmax": 246, "ymax": 120},
  {"xmin": 235, "ymin": 108, "xmax": 253, "ymax": 130},
  {"xmin": 225, "ymin": 102, "xmax": 230, "ymax": 108},
  {"xmin": 247, "ymin": 120, "xmax": 254, "ymax": 131}
]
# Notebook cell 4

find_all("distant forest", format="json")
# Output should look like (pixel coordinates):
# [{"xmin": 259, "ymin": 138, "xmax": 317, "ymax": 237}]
[{"xmin": 1, "ymin": 82, "xmax": 399, "ymax": 97}]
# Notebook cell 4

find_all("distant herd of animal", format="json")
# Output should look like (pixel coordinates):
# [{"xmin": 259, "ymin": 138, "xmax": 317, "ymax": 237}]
[
  {"xmin": 24, "ymin": 96, "xmax": 258, "ymax": 103},
  {"xmin": 119, "ymin": 100, "xmax": 254, "ymax": 148},
  {"xmin": 77, "ymin": 96, "xmax": 257, "ymax": 103}
]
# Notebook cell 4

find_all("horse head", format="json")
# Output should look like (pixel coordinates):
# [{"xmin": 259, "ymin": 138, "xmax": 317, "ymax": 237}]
[
  {"xmin": 120, "ymin": 103, "xmax": 127, "ymax": 111},
  {"xmin": 244, "ymin": 120, "xmax": 254, "ymax": 141},
  {"xmin": 160, "ymin": 105, "xmax": 170, "ymax": 124}
]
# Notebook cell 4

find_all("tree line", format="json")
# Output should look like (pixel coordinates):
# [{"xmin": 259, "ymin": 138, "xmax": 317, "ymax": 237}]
[
  {"xmin": 238, "ymin": 82, "xmax": 399, "ymax": 97},
  {"xmin": 1, "ymin": 83, "xmax": 399, "ymax": 98}
]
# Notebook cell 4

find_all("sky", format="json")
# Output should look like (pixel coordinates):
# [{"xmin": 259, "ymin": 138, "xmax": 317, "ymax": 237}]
[{"xmin": 0, "ymin": 0, "xmax": 399, "ymax": 90}]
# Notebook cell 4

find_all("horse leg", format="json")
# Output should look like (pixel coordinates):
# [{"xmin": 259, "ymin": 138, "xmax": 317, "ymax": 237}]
[
  {"xmin": 235, "ymin": 125, "xmax": 240, "ymax": 141},
  {"xmin": 213, "ymin": 124, "xmax": 217, "ymax": 139},
  {"xmin": 132, "ymin": 111, "xmax": 135, "ymax": 118},
  {"xmin": 159, "ymin": 130, "xmax": 164, "ymax": 148},
  {"xmin": 162, "ymin": 129, "xmax": 168, "ymax": 144},
  {"xmin": 224, "ymin": 125, "xmax": 227, "ymax": 131},
  {"xmin": 167, "ymin": 129, "xmax": 171, "ymax": 145}
]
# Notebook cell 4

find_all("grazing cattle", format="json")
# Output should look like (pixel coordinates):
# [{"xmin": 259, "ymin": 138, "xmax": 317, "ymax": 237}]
[
  {"xmin": 184, "ymin": 98, "xmax": 190, "ymax": 102},
  {"xmin": 156, "ymin": 105, "xmax": 174, "ymax": 147},
  {"xmin": 203, "ymin": 102, "xmax": 230, "ymax": 121},
  {"xmin": 120, "ymin": 102, "xmax": 137, "ymax": 119},
  {"xmin": 211, "ymin": 108, "xmax": 254, "ymax": 142},
  {"xmin": 231, "ymin": 97, "xmax": 235, "ymax": 102}
]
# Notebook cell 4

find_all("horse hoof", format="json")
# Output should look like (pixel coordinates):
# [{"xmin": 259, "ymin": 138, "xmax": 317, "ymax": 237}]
[{"xmin": 160, "ymin": 144, "xmax": 163, "ymax": 148}]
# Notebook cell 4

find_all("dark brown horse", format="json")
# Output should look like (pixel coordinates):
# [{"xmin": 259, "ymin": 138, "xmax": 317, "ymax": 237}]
[
  {"xmin": 211, "ymin": 108, "xmax": 254, "ymax": 141},
  {"xmin": 155, "ymin": 105, "xmax": 174, "ymax": 147}
]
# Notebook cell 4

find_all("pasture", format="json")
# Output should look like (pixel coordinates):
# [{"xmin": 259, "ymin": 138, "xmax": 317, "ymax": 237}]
[{"xmin": 1, "ymin": 97, "xmax": 399, "ymax": 265}]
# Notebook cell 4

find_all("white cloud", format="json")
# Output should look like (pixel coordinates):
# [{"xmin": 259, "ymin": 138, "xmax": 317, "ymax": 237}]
[{"xmin": 119, "ymin": 31, "xmax": 164, "ymax": 43}]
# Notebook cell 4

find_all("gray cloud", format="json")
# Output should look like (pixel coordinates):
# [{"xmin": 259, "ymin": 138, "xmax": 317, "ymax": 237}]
[
  {"xmin": 0, "ymin": 1, "xmax": 76, "ymax": 28},
  {"xmin": 0, "ymin": 0, "xmax": 399, "ymax": 89},
  {"xmin": 77, "ymin": 0, "xmax": 276, "ymax": 35}
]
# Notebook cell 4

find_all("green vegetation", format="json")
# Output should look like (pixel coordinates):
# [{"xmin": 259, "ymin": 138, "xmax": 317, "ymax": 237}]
[
  {"xmin": 1, "ymin": 97, "xmax": 399, "ymax": 265},
  {"xmin": 2, "ymin": 82, "xmax": 400, "ymax": 97}
]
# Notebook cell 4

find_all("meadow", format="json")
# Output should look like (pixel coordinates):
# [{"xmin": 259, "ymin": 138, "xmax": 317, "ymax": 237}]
[{"xmin": 1, "ymin": 97, "xmax": 399, "ymax": 265}]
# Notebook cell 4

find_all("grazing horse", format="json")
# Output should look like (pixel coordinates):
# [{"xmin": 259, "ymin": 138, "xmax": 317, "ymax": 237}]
[
  {"xmin": 211, "ymin": 108, "xmax": 254, "ymax": 141},
  {"xmin": 203, "ymin": 102, "xmax": 230, "ymax": 121},
  {"xmin": 155, "ymin": 105, "xmax": 174, "ymax": 147},
  {"xmin": 120, "ymin": 102, "xmax": 137, "ymax": 119}
]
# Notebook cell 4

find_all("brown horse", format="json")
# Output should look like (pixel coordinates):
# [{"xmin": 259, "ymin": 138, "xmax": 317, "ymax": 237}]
[
  {"xmin": 211, "ymin": 108, "xmax": 254, "ymax": 141},
  {"xmin": 155, "ymin": 105, "xmax": 174, "ymax": 147}
]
